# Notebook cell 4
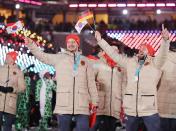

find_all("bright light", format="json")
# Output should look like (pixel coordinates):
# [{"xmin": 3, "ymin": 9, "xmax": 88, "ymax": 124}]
[
  {"xmin": 156, "ymin": 3, "xmax": 165, "ymax": 7},
  {"xmin": 137, "ymin": 4, "xmax": 146, "ymax": 7},
  {"xmin": 122, "ymin": 9, "xmax": 128, "ymax": 15},
  {"xmin": 166, "ymin": 3, "xmax": 175, "ymax": 7},
  {"xmin": 69, "ymin": 4, "xmax": 78, "ymax": 8},
  {"xmin": 117, "ymin": 4, "xmax": 126, "ymax": 7},
  {"xmin": 156, "ymin": 9, "xmax": 161, "ymax": 14},
  {"xmin": 15, "ymin": 4, "xmax": 20, "ymax": 9},
  {"xmin": 146, "ymin": 3, "xmax": 155, "ymax": 7},
  {"xmin": 108, "ymin": 4, "xmax": 116, "ymax": 7},
  {"xmin": 98, "ymin": 4, "xmax": 107, "ymax": 7},
  {"xmin": 127, "ymin": 4, "xmax": 136, "ymax": 7},
  {"xmin": 79, "ymin": 4, "xmax": 87, "ymax": 7},
  {"xmin": 88, "ymin": 4, "xmax": 97, "ymax": 7}
]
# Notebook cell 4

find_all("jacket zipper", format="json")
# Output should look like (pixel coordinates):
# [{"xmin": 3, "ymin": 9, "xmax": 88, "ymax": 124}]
[
  {"xmin": 110, "ymin": 67, "xmax": 114, "ymax": 116},
  {"xmin": 73, "ymin": 53, "xmax": 76, "ymax": 115},
  {"xmin": 136, "ymin": 68, "xmax": 141, "ymax": 117},
  {"xmin": 3, "ymin": 65, "xmax": 10, "ymax": 112}
]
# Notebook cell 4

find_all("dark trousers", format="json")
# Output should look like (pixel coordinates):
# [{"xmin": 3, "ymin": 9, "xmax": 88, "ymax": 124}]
[
  {"xmin": 57, "ymin": 114, "xmax": 89, "ymax": 131},
  {"xmin": 0, "ymin": 112, "xmax": 15, "ymax": 131},
  {"xmin": 90, "ymin": 115, "xmax": 119, "ymax": 131},
  {"xmin": 160, "ymin": 117, "xmax": 176, "ymax": 131},
  {"xmin": 125, "ymin": 113, "xmax": 161, "ymax": 131}
]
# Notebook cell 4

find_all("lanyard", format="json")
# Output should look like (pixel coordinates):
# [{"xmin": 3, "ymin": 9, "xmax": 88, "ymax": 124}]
[
  {"xmin": 73, "ymin": 53, "xmax": 81, "ymax": 76},
  {"xmin": 135, "ymin": 60, "xmax": 144, "ymax": 77}
]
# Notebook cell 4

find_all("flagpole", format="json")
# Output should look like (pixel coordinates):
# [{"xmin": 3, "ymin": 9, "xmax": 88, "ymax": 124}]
[
  {"xmin": 92, "ymin": 10, "xmax": 96, "ymax": 30},
  {"xmin": 93, "ymin": 16, "xmax": 96, "ymax": 31},
  {"xmin": 87, "ymin": 22, "xmax": 95, "ymax": 32}
]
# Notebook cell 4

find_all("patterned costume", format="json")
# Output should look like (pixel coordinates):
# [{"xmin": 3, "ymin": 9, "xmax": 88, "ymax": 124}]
[
  {"xmin": 35, "ymin": 77, "xmax": 56, "ymax": 130},
  {"xmin": 15, "ymin": 76, "xmax": 31, "ymax": 130}
]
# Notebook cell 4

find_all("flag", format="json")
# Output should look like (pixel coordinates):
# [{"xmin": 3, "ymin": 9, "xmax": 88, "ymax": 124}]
[
  {"xmin": 79, "ymin": 10, "xmax": 93, "ymax": 22},
  {"xmin": 75, "ymin": 20, "xmax": 88, "ymax": 33},
  {"xmin": 6, "ymin": 21, "xmax": 23, "ymax": 34},
  {"xmin": 89, "ymin": 103, "xmax": 97, "ymax": 128}
]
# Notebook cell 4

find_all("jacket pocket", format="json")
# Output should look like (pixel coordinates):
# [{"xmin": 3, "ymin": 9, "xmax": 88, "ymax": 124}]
[
  {"xmin": 123, "ymin": 94, "xmax": 133, "ymax": 110},
  {"xmin": 78, "ymin": 89, "xmax": 89, "ymax": 108},
  {"xmin": 56, "ymin": 88, "xmax": 70, "ymax": 107},
  {"xmin": 8, "ymin": 95, "xmax": 17, "ymax": 109},
  {"xmin": 98, "ymin": 91, "xmax": 105, "ymax": 110},
  {"xmin": 141, "ymin": 95, "xmax": 155, "ymax": 110}
]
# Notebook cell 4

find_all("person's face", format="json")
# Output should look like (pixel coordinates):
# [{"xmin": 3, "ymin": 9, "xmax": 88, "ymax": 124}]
[
  {"xmin": 67, "ymin": 38, "xmax": 78, "ymax": 53},
  {"xmin": 138, "ymin": 45, "xmax": 148, "ymax": 60},
  {"xmin": 5, "ymin": 55, "xmax": 15, "ymax": 65},
  {"xmin": 44, "ymin": 72, "xmax": 51, "ymax": 79}
]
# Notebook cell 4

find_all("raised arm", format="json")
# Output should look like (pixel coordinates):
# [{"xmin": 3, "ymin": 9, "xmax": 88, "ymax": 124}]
[
  {"xmin": 154, "ymin": 24, "xmax": 170, "ymax": 69},
  {"xmin": 25, "ymin": 37, "xmax": 59, "ymax": 66},
  {"xmin": 95, "ymin": 31, "xmax": 127, "ymax": 68}
]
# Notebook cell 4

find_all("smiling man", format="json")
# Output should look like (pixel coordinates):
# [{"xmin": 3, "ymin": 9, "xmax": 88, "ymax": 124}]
[
  {"xmin": 25, "ymin": 34, "xmax": 98, "ymax": 131},
  {"xmin": 95, "ymin": 25, "xmax": 170, "ymax": 131}
]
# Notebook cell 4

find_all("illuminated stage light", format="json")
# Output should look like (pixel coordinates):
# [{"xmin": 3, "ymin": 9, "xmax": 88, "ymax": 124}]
[
  {"xmin": 108, "ymin": 4, "xmax": 116, "ymax": 7},
  {"xmin": 117, "ymin": 4, "xmax": 126, "ymax": 7},
  {"xmin": 98, "ymin": 4, "xmax": 107, "ymax": 7},
  {"xmin": 127, "ymin": 4, "xmax": 136, "ymax": 7},
  {"xmin": 166, "ymin": 3, "xmax": 175, "ymax": 7},
  {"xmin": 15, "ymin": 4, "xmax": 20, "ymax": 9},
  {"xmin": 146, "ymin": 3, "xmax": 155, "ymax": 7},
  {"xmin": 79, "ymin": 4, "xmax": 87, "ymax": 7},
  {"xmin": 137, "ymin": 4, "xmax": 146, "ymax": 7},
  {"xmin": 156, "ymin": 9, "xmax": 162, "ymax": 14},
  {"xmin": 88, "ymin": 4, "xmax": 97, "ymax": 8},
  {"xmin": 122, "ymin": 9, "xmax": 128, "ymax": 15},
  {"xmin": 69, "ymin": 4, "xmax": 78, "ymax": 8}
]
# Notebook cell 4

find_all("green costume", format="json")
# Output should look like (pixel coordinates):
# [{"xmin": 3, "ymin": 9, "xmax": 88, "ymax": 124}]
[
  {"xmin": 15, "ymin": 76, "xmax": 31, "ymax": 130},
  {"xmin": 35, "ymin": 78, "xmax": 56, "ymax": 131}
]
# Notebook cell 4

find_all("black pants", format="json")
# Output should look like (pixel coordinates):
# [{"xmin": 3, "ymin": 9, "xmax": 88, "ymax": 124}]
[
  {"xmin": 0, "ymin": 112, "xmax": 15, "ymax": 131},
  {"xmin": 160, "ymin": 117, "xmax": 176, "ymax": 131},
  {"xmin": 90, "ymin": 115, "xmax": 119, "ymax": 131}
]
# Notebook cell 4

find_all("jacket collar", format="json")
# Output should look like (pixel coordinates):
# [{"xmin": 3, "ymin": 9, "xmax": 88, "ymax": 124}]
[
  {"xmin": 4, "ymin": 63, "xmax": 16, "ymax": 68},
  {"xmin": 64, "ymin": 50, "xmax": 82, "ymax": 56},
  {"xmin": 134, "ymin": 55, "xmax": 153, "ymax": 66}
]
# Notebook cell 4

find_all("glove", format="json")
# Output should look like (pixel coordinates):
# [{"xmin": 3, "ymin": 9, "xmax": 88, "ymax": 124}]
[
  {"xmin": 6, "ymin": 87, "xmax": 14, "ymax": 93},
  {"xmin": 89, "ymin": 103, "xmax": 98, "ymax": 114},
  {"xmin": 0, "ymin": 86, "xmax": 7, "ymax": 93},
  {"xmin": 0, "ymin": 86, "xmax": 13, "ymax": 93},
  {"xmin": 89, "ymin": 103, "xmax": 97, "ymax": 128}
]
